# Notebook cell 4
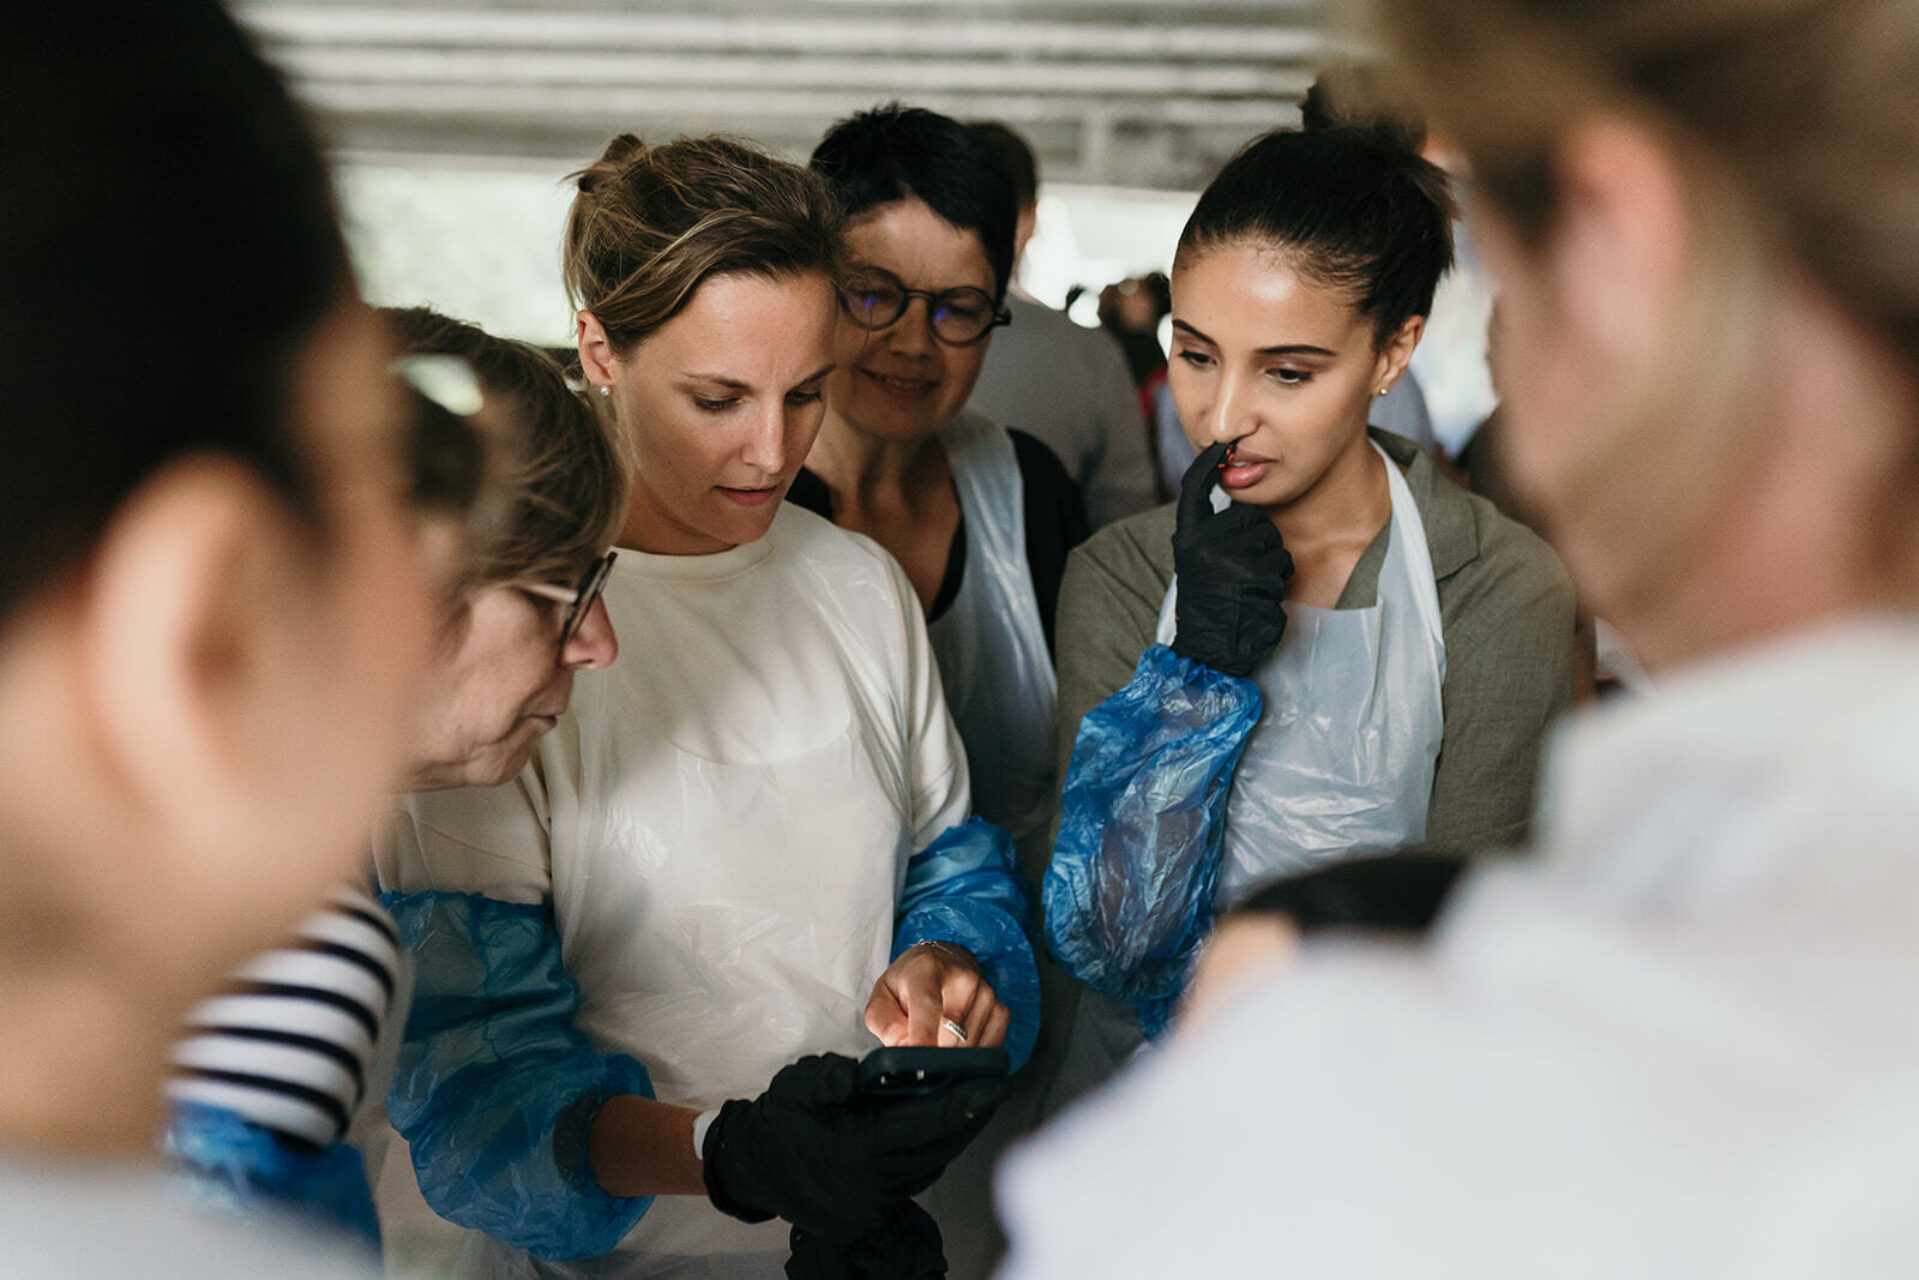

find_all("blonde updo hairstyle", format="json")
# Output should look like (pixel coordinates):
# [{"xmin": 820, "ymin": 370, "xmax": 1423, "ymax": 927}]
[
  {"xmin": 1367, "ymin": 0, "xmax": 1919, "ymax": 607},
  {"xmin": 564, "ymin": 134, "xmax": 843, "ymax": 356}
]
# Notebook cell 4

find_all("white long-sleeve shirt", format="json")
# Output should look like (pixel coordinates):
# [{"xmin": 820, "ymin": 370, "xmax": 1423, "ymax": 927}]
[{"xmin": 999, "ymin": 617, "xmax": 1919, "ymax": 1279}]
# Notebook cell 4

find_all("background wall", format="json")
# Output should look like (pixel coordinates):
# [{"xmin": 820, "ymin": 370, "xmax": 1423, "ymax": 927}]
[{"xmin": 239, "ymin": 0, "xmax": 1334, "ymax": 343}]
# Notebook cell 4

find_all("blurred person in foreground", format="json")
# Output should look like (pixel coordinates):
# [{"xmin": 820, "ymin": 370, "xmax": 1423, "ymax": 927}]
[
  {"xmin": 998, "ymin": 0, "xmax": 1919, "ymax": 1274},
  {"xmin": 0, "ymin": 3, "xmax": 445, "ymax": 1275},
  {"xmin": 963, "ymin": 121, "xmax": 1159, "ymax": 527}
]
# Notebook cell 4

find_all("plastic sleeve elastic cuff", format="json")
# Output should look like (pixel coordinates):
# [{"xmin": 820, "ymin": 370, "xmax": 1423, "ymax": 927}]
[{"xmin": 692, "ymin": 1108, "xmax": 720, "ymax": 1160}]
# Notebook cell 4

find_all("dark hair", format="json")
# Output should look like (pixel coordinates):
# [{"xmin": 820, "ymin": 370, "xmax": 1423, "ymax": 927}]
[
  {"xmin": 810, "ymin": 104, "xmax": 1019, "ymax": 301},
  {"xmin": 1, "ymin": 1, "xmax": 350, "ymax": 620},
  {"xmin": 966, "ymin": 121, "xmax": 1039, "ymax": 209},
  {"xmin": 564, "ymin": 134, "xmax": 842, "ymax": 355},
  {"xmin": 385, "ymin": 308, "xmax": 630, "ymax": 587},
  {"xmin": 1300, "ymin": 64, "xmax": 1429, "ymax": 153},
  {"xmin": 1177, "ymin": 126, "xmax": 1455, "ymax": 346}
]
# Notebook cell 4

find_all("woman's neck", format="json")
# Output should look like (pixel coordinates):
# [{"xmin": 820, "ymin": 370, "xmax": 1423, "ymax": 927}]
[
  {"xmin": 1262, "ymin": 424, "xmax": 1392, "ymax": 608},
  {"xmin": 618, "ymin": 475, "xmax": 734, "ymax": 556},
  {"xmin": 806, "ymin": 413, "xmax": 947, "ymax": 512},
  {"xmin": 806, "ymin": 411, "xmax": 959, "ymax": 614}
]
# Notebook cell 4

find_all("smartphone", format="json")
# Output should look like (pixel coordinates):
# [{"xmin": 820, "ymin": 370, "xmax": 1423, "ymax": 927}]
[{"xmin": 857, "ymin": 1045, "xmax": 1009, "ymax": 1098}]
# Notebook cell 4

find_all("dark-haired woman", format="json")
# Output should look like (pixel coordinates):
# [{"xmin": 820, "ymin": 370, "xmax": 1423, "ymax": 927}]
[
  {"xmin": 795, "ymin": 107, "xmax": 1088, "ymax": 1280},
  {"xmin": 797, "ymin": 104, "xmax": 1088, "ymax": 871},
  {"xmin": 1042, "ymin": 125, "xmax": 1576, "ymax": 1089}
]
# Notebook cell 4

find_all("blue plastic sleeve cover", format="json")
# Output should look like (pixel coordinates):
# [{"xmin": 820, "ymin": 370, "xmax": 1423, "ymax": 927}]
[
  {"xmin": 164, "ymin": 1100, "xmax": 382, "ymax": 1249},
  {"xmin": 381, "ymin": 890, "xmax": 657, "ymax": 1261},
  {"xmin": 892, "ymin": 817, "xmax": 1043, "ymax": 1072},
  {"xmin": 1043, "ymin": 644, "xmax": 1262, "ymax": 1026}
]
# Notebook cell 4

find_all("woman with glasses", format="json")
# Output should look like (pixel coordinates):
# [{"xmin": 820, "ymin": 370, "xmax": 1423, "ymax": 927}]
[
  {"xmin": 378, "ymin": 136, "xmax": 1038, "ymax": 1278},
  {"xmin": 791, "ymin": 103, "xmax": 1090, "ymax": 1280},
  {"xmin": 385, "ymin": 307, "xmax": 624, "ymax": 791},
  {"xmin": 798, "ymin": 104, "xmax": 1089, "ymax": 869},
  {"xmin": 165, "ymin": 307, "xmax": 626, "ymax": 1245}
]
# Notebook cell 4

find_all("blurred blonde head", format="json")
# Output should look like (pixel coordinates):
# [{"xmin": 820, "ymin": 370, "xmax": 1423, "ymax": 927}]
[{"xmin": 1366, "ymin": 0, "xmax": 1919, "ymax": 659}]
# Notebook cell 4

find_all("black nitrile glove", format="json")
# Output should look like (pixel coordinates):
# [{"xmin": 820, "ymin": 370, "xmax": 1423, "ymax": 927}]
[
  {"xmin": 1170, "ymin": 439, "xmax": 1294, "ymax": 678},
  {"xmin": 702, "ymin": 1053, "xmax": 1006, "ymax": 1243},
  {"xmin": 787, "ymin": 1201, "xmax": 946, "ymax": 1280}
]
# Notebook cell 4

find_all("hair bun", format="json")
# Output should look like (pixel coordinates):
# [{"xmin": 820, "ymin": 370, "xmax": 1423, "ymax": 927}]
[{"xmin": 577, "ymin": 133, "xmax": 648, "ymax": 195}]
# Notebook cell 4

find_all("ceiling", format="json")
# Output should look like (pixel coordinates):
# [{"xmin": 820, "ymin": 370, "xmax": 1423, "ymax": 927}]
[{"xmin": 238, "ymin": 0, "xmax": 1338, "ymax": 190}]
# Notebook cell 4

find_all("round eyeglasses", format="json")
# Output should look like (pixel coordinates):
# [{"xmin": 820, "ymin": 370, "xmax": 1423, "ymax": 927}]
[
  {"xmin": 838, "ymin": 268, "xmax": 1010, "ymax": 347},
  {"xmin": 518, "ymin": 550, "xmax": 617, "ymax": 650}
]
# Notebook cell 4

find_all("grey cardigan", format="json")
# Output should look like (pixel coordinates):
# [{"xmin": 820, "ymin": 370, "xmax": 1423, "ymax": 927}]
[{"xmin": 1053, "ymin": 429, "xmax": 1579, "ymax": 856}]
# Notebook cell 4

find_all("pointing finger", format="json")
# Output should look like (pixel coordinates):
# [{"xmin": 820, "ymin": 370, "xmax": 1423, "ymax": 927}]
[{"xmin": 1178, "ymin": 440, "xmax": 1232, "ymax": 528}]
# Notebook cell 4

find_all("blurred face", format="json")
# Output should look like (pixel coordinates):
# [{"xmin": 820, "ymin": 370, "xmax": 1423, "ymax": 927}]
[
  {"xmin": 1169, "ymin": 241, "xmax": 1413, "ymax": 509},
  {"xmin": 233, "ymin": 300, "xmax": 443, "ymax": 925},
  {"xmin": 1474, "ymin": 211, "xmax": 1612, "ymax": 526},
  {"xmin": 606, "ymin": 271, "xmax": 838, "ymax": 554},
  {"xmin": 827, "ymin": 197, "xmax": 998, "ymax": 441},
  {"xmin": 403, "ymin": 579, "xmax": 618, "ymax": 791}
]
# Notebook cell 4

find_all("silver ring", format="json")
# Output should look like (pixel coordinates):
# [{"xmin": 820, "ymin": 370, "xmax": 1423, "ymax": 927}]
[{"xmin": 940, "ymin": 1017, "xmax": 968, "ymax": 1044}]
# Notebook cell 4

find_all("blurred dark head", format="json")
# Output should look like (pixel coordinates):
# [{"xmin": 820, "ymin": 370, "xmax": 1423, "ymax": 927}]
[
  {"xmin": 0, "ymin": 0, "xmax": 351, "ymax": 622},
  {"xmin": 1300, "ymin": 63, "xmax": 1429, "ymax": 153},
  {"xmin": 965, "ymin": 121, "xmax": 1039, "ymax": 210},
  {"xmin": 811, "ymin": 103, "xmax": 1019, "ymax": 301}
]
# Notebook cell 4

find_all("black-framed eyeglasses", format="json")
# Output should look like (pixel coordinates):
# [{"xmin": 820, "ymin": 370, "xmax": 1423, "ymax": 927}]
[
  {"xmin": 838, "ymin": 267, "xmax": 1010, "ymax": 347},
  {"xmin": 518, "ymin": 550, "xmax": 617, "ymax": 650}
]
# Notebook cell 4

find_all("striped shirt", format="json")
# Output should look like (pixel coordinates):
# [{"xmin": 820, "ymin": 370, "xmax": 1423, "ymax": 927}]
[{"xmin": 167, "ymin": 884, "xmax": 401, "ymax": 1151}]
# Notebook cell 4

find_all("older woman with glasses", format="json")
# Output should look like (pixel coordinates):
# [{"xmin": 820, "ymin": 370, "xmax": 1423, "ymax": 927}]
[
  {"xmin": 797, "ymin": 104, "xmax": 1089, "ymax": 871},
  {"xmin": 385, "ymin": 308, "xmax": 624, "ymax": 792},
  {"xmin": 165, "ymin": 308, "xmax": 626, "ymax": 1246}
]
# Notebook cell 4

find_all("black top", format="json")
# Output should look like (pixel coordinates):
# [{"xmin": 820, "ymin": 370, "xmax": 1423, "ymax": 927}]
[{"xmin": 786, "ymin": 428, "xmax": 1089, "ymax": 656}]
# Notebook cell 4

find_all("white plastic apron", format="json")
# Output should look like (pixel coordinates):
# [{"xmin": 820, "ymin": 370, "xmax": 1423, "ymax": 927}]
[
  {"xmin": 925, "ymin": 410, "xmax": 1059, "ymax": 854},
  {"xmin": 1048, "ymin": 442, "xmax": 1446, "ymax": 1113},
  {"xmin": 512, "ymin": 540, "xmax": 914, "ymax": 1278},
  {"xmin": 1154, "ymin": 437, "xmax": 1447, "ymax": 901}
]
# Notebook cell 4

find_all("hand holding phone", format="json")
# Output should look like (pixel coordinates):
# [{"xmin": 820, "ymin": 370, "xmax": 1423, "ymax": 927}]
[
  {"xmin": 702, "ymin": 1050, "xmax": 1007, "ymax": 1242},
  {"xmin": 857, "ymin": 1045, "xmax": 1010, "ymax": 1099}
]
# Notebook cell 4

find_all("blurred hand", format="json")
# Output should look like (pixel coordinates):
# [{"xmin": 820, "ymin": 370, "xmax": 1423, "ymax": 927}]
[
  {"xmin": 1178, "ymin": 912, "xmax": 1302, "ymax": 1036},
  {"xmin": 787, "ymin": 1200, "xmax": 946, "ymax": 1280},
  {"xmin": 865, "ymin": 941, "xmax": 1009, "ymax": 1049}
]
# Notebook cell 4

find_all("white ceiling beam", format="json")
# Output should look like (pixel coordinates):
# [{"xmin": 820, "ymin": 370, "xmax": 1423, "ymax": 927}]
[
  {"xmin": 241, "ymin": 6, "xmax": 1326, "ymax": 61},
  {"xmin": 276, "ymin": 47, "xmax": 1311, "ymax": 97},
  {"xmin": 297, "ymin": 81, "xmax": 1307, "ymax": 127}
]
